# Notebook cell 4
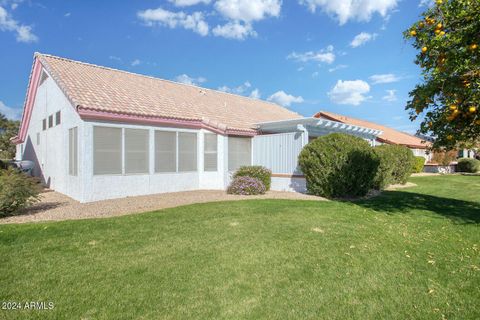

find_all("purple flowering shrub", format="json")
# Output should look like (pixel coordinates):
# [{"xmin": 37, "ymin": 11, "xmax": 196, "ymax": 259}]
[{"xmin": 227, "ymin": 176, "xmax": 266, "ymax": 195}]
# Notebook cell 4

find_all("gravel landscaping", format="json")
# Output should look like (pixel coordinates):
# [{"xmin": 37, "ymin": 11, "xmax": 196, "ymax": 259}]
[{"xmin": 0, "ymin": 189, "xmax": 325, "ymax": 224}]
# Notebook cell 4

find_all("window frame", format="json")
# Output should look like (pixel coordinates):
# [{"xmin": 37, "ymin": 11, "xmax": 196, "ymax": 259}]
[
  {"xmin": 154, "ymin": 130, "xmax": 177, "ymax": 173},
  {"xmin": 124, "ymin": 128, "xmax": 150, "ymax": 175},
  {"xmin": 228, "ymin": 136, "xmax": 252, "ymax": 172},
  {"xmin": 48, "ymin": 115, "xmax": 54, "ymax": 128},
  {"xmin": 178, "ymin": 132, "xmax": 198, "ymax": 172},
  {"xmin": 93, "ymin": 126, "xmax": 123, "ymax": 176},
  {"xmin": 69, "ymin": 127, "xmax": 78, "ymax": 176},
  {"xmin": 42, "ymin": 119, "xmax": 47, "ymax": 131},
  {"xmin": 55, "ymin": 111, "xmax": 61, "ymax": 126},
  {"xmin": 203, "ymin": 133, "xmax": 218, "ymax": 172}
]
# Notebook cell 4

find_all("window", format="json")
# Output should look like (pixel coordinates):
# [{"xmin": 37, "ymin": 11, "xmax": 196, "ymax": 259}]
[
  {"xmin": 228, "ymin": 137, "xmax": 251, "ymax": 171},
  {"xmin": 178, "ymin": 132, "xmax": 197, "ymax": 172},
  {"xmin": 48, "ymin": 115, "xmax": 53, "ymax": 128},
  {"xmin": 204, "ymin": 133, "xmax": 217, "ymax": 171},
  {"xmin": 155, "ymin": 131, "xmax": 176, "ymax": 173},
  {"xmin": 93, "ymin": 126, "xmax": 122, "ymax": 175},
  {"xmin": 36, "ymin": 132, "xmax": 40, "ymax": 146},
  {"xmin": 125, "ymin": 129, "xmax": 149, "ymax": 174},
  {"xmin": 42, "ymin": 119, "xmax": 47, "ymax": 131},
  {"xmin": 55, "ymin": 111, "xmax": 61, "ymax": 126},
  {"xmin": 69, "ymin": 127, "xmax": 78, "ymax": 176}
]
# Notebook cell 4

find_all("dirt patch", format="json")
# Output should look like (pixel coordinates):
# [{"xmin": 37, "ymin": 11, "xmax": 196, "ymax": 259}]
[{"xmin": 386, "ymin": 182, "xmax": 418, "ymax": 190}]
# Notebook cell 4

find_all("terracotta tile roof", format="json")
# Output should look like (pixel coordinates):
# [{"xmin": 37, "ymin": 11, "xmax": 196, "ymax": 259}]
[
  {"xmin": 314, "ymin": 111, "xmax": 430, "ymax": 149},
  {"xmin": 36, "ymin": 53, "xmax": 302, "ymax": 134}
]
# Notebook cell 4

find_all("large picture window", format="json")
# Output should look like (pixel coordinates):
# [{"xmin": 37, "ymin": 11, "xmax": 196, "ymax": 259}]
[
  {"xmin": 178, "ymin": 132, "xmax": 197, "ymax": 172},
  {"xmin": 93, "ymin": 126, "xmax": 122, "ymax": 175},
  {"xmin": 204, "ymin": 133, "xmax": 217, "ymax": 172},
  {"xmin": 69, "ymin": 127, "xmax": 78, "ymax": 176},
  {"xmin": 155, "ymin": 131, "xmax": 176, "ymax": 173},
  {"xmin": 125, "ymin": 129, "xmax": 149, "ymax": 174},
  {"xmin": 228, "ymin": 137, "xmax": 251, "ymax": 171}
]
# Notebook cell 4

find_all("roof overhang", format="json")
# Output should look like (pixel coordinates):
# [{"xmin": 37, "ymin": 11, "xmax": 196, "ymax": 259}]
[{"xmin": 256, "ymin": 117, "xmax": 383, "ymax": 139}]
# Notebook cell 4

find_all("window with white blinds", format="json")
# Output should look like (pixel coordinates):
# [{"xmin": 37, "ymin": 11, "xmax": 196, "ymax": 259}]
[
  {"xmin": 125, "ymin": 129, "xmax": 149, "ymax": 174},
  {"xmin": 93, "ymin": 126, "xmax": 122, "ymax": 175},
  {"xmin": 178, "ymin": 132, "xmax": 197, "ymax": 172},
  {"xmin": 204, "ymin": 133, "xmax": 217, "ymax": 171},
  {"xmin": 69, "ymin": 127, "xmax": 78, "ymax": 176},
  {"xmin": 155, "ymin": 131, "xmax": 176, "ymax": 173},
  {"xmin": 228, "ymin": 137, "xmax": 251, "ymax": 171}
]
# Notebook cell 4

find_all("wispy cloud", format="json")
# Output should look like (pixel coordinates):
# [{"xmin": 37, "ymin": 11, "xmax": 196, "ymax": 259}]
[
  {"xmin": 382, "ymin": 89, "xmax": 397, "ymax": 102},
  {"xmin": 369, "ymin": 73, "xmax": 401, "ymax": 84},
  {"xmin": 0, "ymin": 5, "xmax": 38, "ymax": 43},
  {"xmin": 328, "ymin": 80, "xmax": 370, "ymax": 105},
  {"xmin": 267, "ymin": 90, "xmax": 304, "ymax": 107},
  {"xmin": 287, "ymin": 45, "xmax": 335, "ymax": 65},
  {"xmin": 350, "ymin": 32, "xmax": 377, "ymax": 48},
  {"xmin": 174, "ymin": 74, "xmax": 207, "ymax": 86},
  {"xmin": 0, "ymin": 100, "xmax": 22, "ymax": 120}
]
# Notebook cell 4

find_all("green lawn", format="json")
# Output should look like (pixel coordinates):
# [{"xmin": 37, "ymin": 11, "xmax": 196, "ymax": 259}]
[{"xmin": 1, "ymin": 175, "xmax": 479, "ymax": 319}]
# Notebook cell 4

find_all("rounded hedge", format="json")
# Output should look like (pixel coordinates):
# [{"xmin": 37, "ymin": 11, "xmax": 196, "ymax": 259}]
[
  {"xmin": 298, "ymin": 133, "xmax": 379, "ymax": 198},
  {"xmin": 233, "ymin": 166, "xmax": 272, "ymax": 191},
  {"xmin": 456, "ymin": 158, "xmax": 480, "ymax": 173},
  {"xmin": 227, "ymin": 176, "xmax": 266, "ymax": 195},
  {"xmin": 372, "ymin": 145, "xmax": 397, "ymax": 190},
  {"xmin": 0, "ymin": 168, "xmax": 41, "ymax": 217},
  {"xmin": 373, "ymin": 144, "xmax": 415, "ymax": 186},
  {"xmin": 412, "ymin": 156, "xmax": 426, "ymax": 173}
]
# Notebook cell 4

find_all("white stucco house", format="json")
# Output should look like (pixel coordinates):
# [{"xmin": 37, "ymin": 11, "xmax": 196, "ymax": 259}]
[{"xmin": 13, "ymin": 53, "xmax": 382, "ymax": 203}]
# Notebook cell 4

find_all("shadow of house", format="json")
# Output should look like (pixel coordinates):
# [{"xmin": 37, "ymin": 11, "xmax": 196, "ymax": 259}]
[
  {"xmin": 22, "ymin": 135, "xmax": 48, "ymax": 186},
  {"xmin": 353, "ymin": 190, "xmax": 480, "ymax": 224}
]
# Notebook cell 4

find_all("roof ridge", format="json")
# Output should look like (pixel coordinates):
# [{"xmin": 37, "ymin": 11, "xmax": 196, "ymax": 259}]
[{"xmin": 34, "ymin": 52, "xmax": 301, "ymax": 115}]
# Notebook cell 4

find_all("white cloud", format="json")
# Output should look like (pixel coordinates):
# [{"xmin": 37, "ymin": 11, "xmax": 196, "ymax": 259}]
[
  {"xmin": 350, "ymin": 32, "xmax": 377, "ymax": 48},
  {"xmin": 299, "ymin": 0, "xmax": 399, "ymax": 25},
  {"xmin": 419, "ymin": 0, "xmax": 434, "ymax": 7},
  {"xmin": 64, "ymin": 12, "xmax": 71, "ymax": 17},
  {"xmin": 174, "ymin": 73, "xmax": 207, "ymax": 86},
  {"xmin": 169, "ymin": 0, "xmax": 211, "ymax": 6},
  {"xmin": 0, "ymin": 100, "xmax": 22, "ymax": 120},
  {"xmin": 267, "ymin": 90, "xmax": 304, "ymax": 107},
  {"xmin": 131, "ymin": 59, "xmax": 141, "ymax": 66},
  {"xmin": 382, "ymin": 89, "xmax": 397, "ymax": 102},
  {"xmin": 287, "ymin": 45, "xmax": 335, "ymax": 64},
  {"xmin": 328, "ymin": 64, "xmax": 347, "ymax": 72},
  {"xmin": 218, "ymin": 81, "xmax": 252, "ymax": 94},
  {"xmin": 0, "ymin": 5, "xmax": 38, "ymax": 43},
  {"xmin": 109, "ymin": 55, "xmax": 122, "ymax": 62},
  {"xmin": 328, "ymin": 80, "xmax": 370, "ymax": 105},
  {"xmin": 212, "ymin": 21, "xmax": 256, "ymax": 40},
  {"xmin": 214, "ymin": 0, "xmax": 281, "ymax": 23},
  {"xmin": 369, "ymin": 73, "xmax": 401, "ymax": 84},
  {"xmin": 249, "ymin": 88, "xmax": 261, "ymax": 99},
  {"xmin": 137, "ymin": 7, "xmax": 209, "ymax": 36}
]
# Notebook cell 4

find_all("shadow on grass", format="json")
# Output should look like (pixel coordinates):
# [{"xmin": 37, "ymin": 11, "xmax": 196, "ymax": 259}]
[{"xmin": 353, "ymin": 190, "xmax": 480, "ymax": 224}]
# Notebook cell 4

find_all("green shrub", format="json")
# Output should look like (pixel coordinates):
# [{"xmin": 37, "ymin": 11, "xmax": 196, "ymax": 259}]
[
  {"xmin": 298, "ymin": 133, "xmax": 379, "ymax": 198},
  {"xmin": 0, "ymin": 168, "xmax": 41, "ymax": 217},
  {"xmin": 374, "ymin": 145, "xmax": 415, "ymax": 186},
  {"xmin": 227, "ymin": 176, "xmax": 266, "ymax": 195},
  {"xmin": 412, "ymin": 156, "xmax": 425, "ymax": 173},
  {"xmin": 456, "ymin": 158, "xmax": 480, "ymax": 173},
  {"xmin": 233, "ymin": 166, "xmax": 272, "ymax": 191},
  {"xmin": 372, "ymin": 145, "xmax": 397, "ymax": 190}
]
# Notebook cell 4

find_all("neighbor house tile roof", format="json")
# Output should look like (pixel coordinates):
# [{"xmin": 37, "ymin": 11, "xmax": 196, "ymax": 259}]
[
  {"xmin": 314, "ymin": 111, "xmax": 430, "ymax": 149},
  {"xmin": 36, "ymin": 54, "xmax": 302, "ymax": 134}
]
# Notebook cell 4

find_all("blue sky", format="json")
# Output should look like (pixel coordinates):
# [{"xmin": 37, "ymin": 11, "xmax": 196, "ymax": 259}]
[{"xmin": 0, "ymin": 0, "xmax": 430, "ymax": 133}]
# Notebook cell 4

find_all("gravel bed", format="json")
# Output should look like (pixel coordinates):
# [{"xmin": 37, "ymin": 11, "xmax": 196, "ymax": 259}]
[{"xmin": 1, "ymin": 190, "xmax": 325, "ymax": 224}]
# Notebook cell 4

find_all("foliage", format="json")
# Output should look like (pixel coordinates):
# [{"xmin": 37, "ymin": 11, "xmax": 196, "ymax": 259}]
[
  {"xmin": 227, "ymin": 176, "xmax": 266, "ymax": 195},
  {"xmin": 404, "ymin": 0, "xmax": 480, "ymax": 149},
  {"xmin": 298, "ymin": 133, "xmax": 379, "ymax": 198},
  {"xmin": 431, "ymin": 149, "xmax": 457, "ymax": 165},
  {"xmin": 372, "ymin": 145, "xmax": 397, "ymax": 190},
  {"xmin": 0, "ymin": 113, "xmax": 20, "ymax": 160},
  {"xmin": 412, "ymin": 156, "xmax": 426, "ymax": 173},
  {"xmin": 233, "ymin": 166, "xmax": 272, "ymax": 191},
  {"xmin": 373, "ymin": 145, "xmax": 415, "ymax": 188},
  {"xmin": 456, "ymin": 157, "xmax": 480, "ymax": 172},
  {"xmin": 0, "ymin": 168, "xmax": 40, "ymax": 217}
]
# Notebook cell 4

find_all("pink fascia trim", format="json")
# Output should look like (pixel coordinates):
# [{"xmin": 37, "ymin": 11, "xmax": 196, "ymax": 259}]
[
  {"xmin": 15, "ymin": 59, "xmax": 43, "ymax": 144},
  {"xmin": 77, "ymin": 108, "xmax": 257, "ymax": 137}
]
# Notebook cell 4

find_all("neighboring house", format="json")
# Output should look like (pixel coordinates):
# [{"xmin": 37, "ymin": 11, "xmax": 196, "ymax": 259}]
[
  {"xmin": 314, "ymin": 111, "xmax": 431, "ymax": 161},
  {"xmin": 13, "ymin": 53, "xmax": 382, "ymax": 202}
]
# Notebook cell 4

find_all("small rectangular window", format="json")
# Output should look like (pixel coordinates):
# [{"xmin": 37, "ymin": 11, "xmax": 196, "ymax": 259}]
[
  {"xmin": 125, "ymin": 129, "xmax": 149, "ymax": 174},
  {"xmin": 69, "ymin": 127, "xmax": 78, "ymax": 176},
  {"xmin": 228, "ymin": 137, "xmax": 251, "ymax": 171},
  {"xmin": 178, "ymin": 132, "xmax": 197, "ymax": 172},
  {"xmin": 55, "ymin": 111, "xmax": 61, "ymax": 126},
  {"xmin": 42, "ymin": 119, "xmax": 47, "ymax": 131},
  {"xmin": 93, "ymin": 126, "xmax": 122, "ymax": 175},
  {"xmin": 204, "ymin": 133, "xmax": 217, "ymax": 171},
  {"xmin": 48, "ymin": 115, "xmax": 53, "ymax": 128},
  {"xmin": 36, "ymin": 132, "xmax": 40, "ymax": 146},
  {"xmin": 155, "ymin": 131, "xmax": 176, "ymax": 173}
]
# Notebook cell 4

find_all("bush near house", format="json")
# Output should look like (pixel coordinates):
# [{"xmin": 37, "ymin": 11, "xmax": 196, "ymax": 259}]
[
  {"xmin": 0, "ymin": 168, "xmax": 41, "ymax": 217},
  {"xmin": 431, "ymin": 150, "xmax": 457, "ymax": 166},
  {"xmin": 298, "ymin": 133, "xmax": 379, "ymax": 198},
  {"xmin": 372, "ymin": 145, "xmax": 397, "ymax": 190},
  {"xmin": 456, "ymin": 158, "xmax": 480, "ymax": 173},
  {"xmin": 227, "ymin": 176, "xmax": 266, "ymax": 195},
  {"xmin": 233, "ymin": 166, "xmax": 272, "ymax": 191},
  {"xmin": 385, "ymin": 145, "xmax": 415, "ymax": 185},
  {"xmin": 412, "ymin": 156, "xmax": 426, "ymax": 173}
]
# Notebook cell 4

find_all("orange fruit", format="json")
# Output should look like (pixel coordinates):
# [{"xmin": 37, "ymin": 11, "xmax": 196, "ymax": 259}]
[
  {"xmin": 419, "ymin": 22, "xmax": 425, "ymax": 28},
  {"xmin": 410, "ymin": 30, "xmax": 417, "ymax": 36},
  {"xmin": 449, "ymin": 104, "xmax": 457, "ymax": 110},
  {"xmin": 447, "ymin": 135, "xmax": 453, "ymax": 140},
  {"xmin": 422, "ymin": 46, "xmax": 428, "ymax": 53},
  {"xmin": 436, "ymin": 23, "xmax": 442, "ymax": 29},
  {"xmin": 434, "ymin": 29, "xmax": 441, "ymax": 35},
  {"xmin": 476, "ymin": 120, "xmax": 480, "ymax": 125},
  {"xmin": 469, "ymin": 106, "xmax": 477, "ymax": 113},
  {"xmin": 436, "ymin": 0, "xmax": 442, "ymax": 4},
  {"xmin": 470, "ymin": 44, "xmax": 478, "ymax": 50},
  {"xmin": 440, "ymin": 31, "xmax": 446, "ymax": 36}
]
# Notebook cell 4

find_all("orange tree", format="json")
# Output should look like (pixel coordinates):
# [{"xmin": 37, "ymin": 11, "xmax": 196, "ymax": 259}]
[{"xmin": 404, "ymin": 0, "xmax": 480, "ymax": 149}]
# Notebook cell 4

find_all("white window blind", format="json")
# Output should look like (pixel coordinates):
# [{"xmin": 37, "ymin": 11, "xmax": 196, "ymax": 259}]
[
  {"xmin": 178, "ymin": 132, "xmax": 197, "ymax": 172},
  {"xmin": 93, "ymin": 126, "xmax": 122, "ymax": 175},
  {"xmin": 155, "ymin": 131, "xmax": 176, "ymax": 173},
  {"xmin": 204, "ymin": 133, "xmax": 217, "ymax": 171},
  {"xmin": 228, "ymin": 137, "xmax": 251, "ymax": 171},
  {"xmin": 69, "ymin": 127, "xmax": 78, "ymax": 176},
  {"xmin": 125, "ymin": 129, "xmax": 149, "ymax": 174}
]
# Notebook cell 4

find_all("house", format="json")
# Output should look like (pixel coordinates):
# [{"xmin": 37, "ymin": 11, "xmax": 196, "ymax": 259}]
[
  {"xmin": 314, "ymin": 111, "xmax": 431, "ymax": 160},
  {"xmin": 13, "ymin": 53, "xmax": 382, "ymax": 202}
]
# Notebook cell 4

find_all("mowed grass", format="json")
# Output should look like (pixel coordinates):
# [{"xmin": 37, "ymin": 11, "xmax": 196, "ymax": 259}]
[{"xmin": 0, "ymin": 175, "xmax": 479, "ymax": 319}]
